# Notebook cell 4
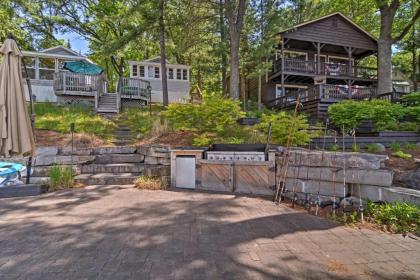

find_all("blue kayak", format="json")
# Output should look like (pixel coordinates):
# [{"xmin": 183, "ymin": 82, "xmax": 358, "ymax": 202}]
[{"xmin": 0, "ymin": 162, "xmax": 25, "ymax": 186}]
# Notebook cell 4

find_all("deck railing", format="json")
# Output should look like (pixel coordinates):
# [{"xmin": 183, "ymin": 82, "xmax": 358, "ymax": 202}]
[
  {"xmin": 267, "ymin": 84, "xmax": 378, "ymax": 109},
  {"xmin": 54, "ymin": 71, "xmax": 104, "ymax": 95},
  {"xmin": 118, "ymin": 77, "xmax": 151, "ymax": 101},
  {"xmin": 271, "ymin": 58, "xmax": 377, "ymax": 79}
]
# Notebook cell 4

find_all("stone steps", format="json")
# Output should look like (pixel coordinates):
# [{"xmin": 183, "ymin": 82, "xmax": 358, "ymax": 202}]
[
  {"xmin": 81, "ymin": 163, "xmax": 145, "ymax": 174},
  {"xmin": 75, "ymin": 173, "xmax": 140, "ymax": 185},
  {"xmin": 94, "ymin": 154, "xmax": 144, "ymax": 164}
]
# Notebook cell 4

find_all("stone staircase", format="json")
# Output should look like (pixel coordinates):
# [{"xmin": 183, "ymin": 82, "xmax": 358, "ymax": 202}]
[
  {"xmin": 96, "ymin": 93, "xmax": 119, "ymax": 114},
  {"xmin": 113, "ymin": 125, "xmax": 133, "ymax": 146},
  {"xmin": 15, "ymin": 146, "xmax": 171, "ymax": 187}
]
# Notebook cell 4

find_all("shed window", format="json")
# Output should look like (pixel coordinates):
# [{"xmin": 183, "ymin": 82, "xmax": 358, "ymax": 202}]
[
  {"xmin": 132, "ymin": 65, "xmax": 138, "ymax": 77},
  {"xmin": 139, "ymin": 65, "xmax": 145, "ymax": 77},
  {"xmin": 154, "ymin": 67, "xmax": 160, "ymax": 78},
  {"xmin": 148, "ymin": 66, "xmax": 154, "ymax": 78},
  {"xmin": 168, "ymin": 68, "xmax": 174, "ymax": 79},
  {"xmin": 182, "ymin": 69, "xmax": 188, "ymax": 81},
  {"xmin": 176, "ymin": 69, "xmax": 182, "ymax": 80}
]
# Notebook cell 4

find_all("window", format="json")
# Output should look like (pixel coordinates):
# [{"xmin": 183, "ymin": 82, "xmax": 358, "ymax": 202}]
[
  {"xmin": 176, "ymin": 69, "xmax": 182, "ymax": 80},
  {"xmin": 132, "ymin": 64, "xmax": 138, "ymax": 77},
  {"xmin": 283, "ymin": 51, "xmax": 307, "ymax": 60},
  {"xmin": 154, "ymin": 66, "xmax": 160, "ymax": 78},
  {"xmin": 139, "ymin": 65, "xmax": 145, "ymax": 77},
  {"xmin": 148, "ymin": 66, "xmax": 154, "ymax": 78},
  {"xmin": 182, "ymin": 69, "xmax": 188, "ymax": 81},
  {"xmin": 168, "ymin": 68, "xmax": 174, "ymax": 79}
]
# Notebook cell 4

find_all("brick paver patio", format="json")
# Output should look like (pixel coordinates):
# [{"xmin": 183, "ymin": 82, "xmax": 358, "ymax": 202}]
[{"xmin": 0, "ymin": 186, "xmax": 419, "ymax": 279}]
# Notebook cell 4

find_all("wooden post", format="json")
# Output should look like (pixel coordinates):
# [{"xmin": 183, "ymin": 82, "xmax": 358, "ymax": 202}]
[
  {"xmin": 34, "ymin": 57, "xmax": 40, "ymax": 80},
  {"xmin": 63, "ymin": 71, "xmax": 66, "ymax": 94},
  {"xmin": 281, "ymin": 38, "xmax": 285, "ymax": 99},
  {"xmin": 346, "ymin": 47, "xmax": 353, "ymax": 76},
  {"xmin": 317, "ymin": 42, "xmax": 321, "ymax": 74}
]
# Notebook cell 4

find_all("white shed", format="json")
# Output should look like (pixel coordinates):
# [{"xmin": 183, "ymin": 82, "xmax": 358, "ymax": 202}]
[{"xmin": 128, "ymin": 57, "xmax": 191, "ymax": 103}]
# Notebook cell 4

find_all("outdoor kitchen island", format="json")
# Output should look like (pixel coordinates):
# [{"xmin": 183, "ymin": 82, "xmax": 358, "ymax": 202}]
[{"xmin": 171, "ymin": 144, "xmax": 276, "ymax": 196}]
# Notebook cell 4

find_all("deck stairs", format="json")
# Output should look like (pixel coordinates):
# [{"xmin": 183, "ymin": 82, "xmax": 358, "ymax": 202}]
[{"xmin": 96, "ymin": 93, "xmax": 119, "ymax": 114}]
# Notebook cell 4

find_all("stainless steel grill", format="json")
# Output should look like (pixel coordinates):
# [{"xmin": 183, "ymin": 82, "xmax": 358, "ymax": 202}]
[{"xmin": 206, "ymin": 151, "xmax": 265, "ymax": 162}]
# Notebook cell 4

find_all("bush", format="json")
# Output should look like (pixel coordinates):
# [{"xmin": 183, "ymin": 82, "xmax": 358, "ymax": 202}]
[
  {"xmin": 163, "ymin": 95, "xmax": 244, "ymax": 134},
  {"xmin": 401, "ymin": 92, "xmax": 420, "ymax": 106},
  {"xmin": 134, "ymin": 176, "xmax": 168, "ymax": 190},
  {"xmin": 48, "ymin": 166, "xmax": 74, "ymax": 191},
  {"xmin": 258, "ymin": 112, "xmax": 314, "ymax": 146},
  {"xmin": 389, "ymin": 141, "xmax": 401, "ymax": 152},
  {"xmin": 351, "ymin": 143, "xmax": 360, "ymax": 152},
  {"xmin": 392, "ymin": 150, "xmax": 412, "ymax": 159},
  {"xmin": 404, "ymin": 106, "xmax": 420, "ymax": 123},
  {"xmin": 366, "ymin": 143, "xmax": 381, "ymax": 153},
  {"xmin": 365, "ymin": 201, "xmax": 419, "ymax": 234},
  {"xmin": 328, "ymin": 100, "xmax": 405, "ymax": 131},
  {"xmin": 192, "ymin": 134, "xmax": 215, "ymax": 146}
]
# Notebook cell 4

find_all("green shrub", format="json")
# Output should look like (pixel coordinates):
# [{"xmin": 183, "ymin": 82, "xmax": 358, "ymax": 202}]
[
  {"xmin": 365, "ymin": 201, "xmax": 419, "ymax": 234},
  {"xmin": 329, "ymin": 144, "xmax": 339, "ymax": 151},
  {"xmin": 401, "ymin": 92, "xmax": 420, "ymax": 106},
  {"xmin": 403, "ymin": 143, "xmax": 419, "ymax": 150},
  {"xmin": 192, "ymin": 134, "xmax": 214, "ymax": 147},
  {"xmin": 258, "ymin": 112, "xmax": 314, "ymax": 146},
  {"xmin": 163, "ymin": 95, "xmax": 244, "ymax": 134},
  {"xmin": 48, "ymin": 166, "xmax": 74, "ymax": 191},
  {"xmin": 392, "ymin": 150, "xmax": 412, "ymax": 159},
  {"xmin": 366, "ymin": 143, "xmax": 381, "ymax": 153},
  {"xmin": 351, "ymin": 143, "xmax": 360, "ymax": 152},
  {"xmin": 328, "ymin": 100, "xmax": 405, "ymax": 131},
  {"xmin": 389, "ymin": 141, "xmax": 401, "ymax": 152},
  {"xmin": 404, "ymin": 106, "xmax": 420, "ymax": 123},
  {"xmin": 118, "ymin": 108, "xmax": 160, "ymax": 136}
]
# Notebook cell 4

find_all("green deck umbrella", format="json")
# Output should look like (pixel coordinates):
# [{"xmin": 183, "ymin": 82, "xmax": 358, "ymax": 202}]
[{"xmin": 63, "ymin": 60, "xmax": 103, "ymax": 75}]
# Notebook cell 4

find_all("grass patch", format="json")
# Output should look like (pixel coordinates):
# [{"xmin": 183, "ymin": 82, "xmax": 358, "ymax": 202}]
[
  {"xmin": 118, "ymin": 107, "xmax": 162, "ymax": 139},
  {"xmin": 134, "ymin": 175, "xmax": 168, "ymax": 190},
  {"xmin": 366, "ymin": 143, "xmax": 381, "ymax": 153},
  {"xmin": 35, "ymin": 103, "xmax": 116, "ymax": 141},
  {"xmin": 48, "ymin": 165, "xmax": 74, "ymax": 191}
]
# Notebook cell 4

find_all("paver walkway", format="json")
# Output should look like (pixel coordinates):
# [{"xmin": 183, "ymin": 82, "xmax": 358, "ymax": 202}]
[{"xmin": 0, "ymin": 186, "xmax": 419, "ymax": 280}]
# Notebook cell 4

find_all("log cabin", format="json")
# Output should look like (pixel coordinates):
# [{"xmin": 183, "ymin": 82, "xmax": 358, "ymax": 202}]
[{"xmin": 249, "ymin": 12, "xmax": 381, "ymax": 121}]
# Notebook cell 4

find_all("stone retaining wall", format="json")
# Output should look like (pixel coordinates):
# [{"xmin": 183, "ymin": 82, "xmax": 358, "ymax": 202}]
[
  {"xmin": 4, "ymin": 145, "xmax": 171, "ymax": 185},
  {"xmin": 277, "ymin": 149, "xmax": 419, "ymax": 204}
]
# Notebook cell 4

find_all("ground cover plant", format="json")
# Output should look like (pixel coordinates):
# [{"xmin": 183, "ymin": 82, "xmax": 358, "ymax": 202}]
[
  {"xmin": 134, "ymin": 175, "xmax": 168, "ymax": 190},
  {"xmin": 35, "ymin": 103, "xmax": 116, "ymax": 141},
  {"xmin": 364, "ymin": 200, "xmax": 420, "ymax": 235},
  {"xmin": 47, "ymin": 165, "xmax": 74, "ymax": 191}
]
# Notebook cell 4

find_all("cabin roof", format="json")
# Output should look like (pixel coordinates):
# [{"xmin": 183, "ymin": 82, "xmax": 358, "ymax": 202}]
[
  {"xmin": 279, "ymin": 12, "xmax": 377, "ymax": 43},
  {"xmin": 40, "ymin": 46, "xmax": 83, "ymax": 57},
  {"xmin": 278, "ymin": 12, "xmax": 377, "ymax": 57}
]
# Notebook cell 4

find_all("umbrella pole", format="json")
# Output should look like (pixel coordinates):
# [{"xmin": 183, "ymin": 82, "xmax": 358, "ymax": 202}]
[{"xmin": 18, "ymin": 38, "xmax": 36, "ymax": 184}]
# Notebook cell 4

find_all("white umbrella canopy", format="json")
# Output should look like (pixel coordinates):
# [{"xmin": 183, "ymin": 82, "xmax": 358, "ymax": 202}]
[{"xmin": 0, "ymin": 37, "xmax": 35, "ymax": 157}]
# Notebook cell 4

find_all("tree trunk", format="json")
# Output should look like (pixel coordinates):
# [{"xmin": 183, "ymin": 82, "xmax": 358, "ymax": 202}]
[
  {"xmin": 257, "ymin": 75, "xmax": 262, "ymax": 110},
  {"xmin": 159, "ymin": 0, "xmax": 169, "ymax": 106},
  {"xmin": 240, "ymin": 72, "xmax": 246, "ymax": 110},
  {"xmin": 225, "ymin": 0, "xmax": 246, "ymax": 100},
  {"xmin": 219, "ymin": 0, "xmax": 227, "ymax": 97},
  {"xmin": 377, "ymin": 7, "xmax": 394, "ymax": 94},
  {"xmin": 229, "ymin": 32, "xmax": 240, "ymax": 99}
]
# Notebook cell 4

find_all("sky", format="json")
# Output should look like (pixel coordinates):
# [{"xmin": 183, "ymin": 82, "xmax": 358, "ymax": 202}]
[{"xmin": 56, "ymin": 31, "xmax": 89, "ymax": 55}]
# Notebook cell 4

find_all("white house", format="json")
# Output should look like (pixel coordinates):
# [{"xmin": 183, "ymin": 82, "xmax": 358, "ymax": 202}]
[
  {"xmin": 21, "ymin": 46, "xmax": 87, "ymax": 102},
  {"xmin": 128, "ymin": 57, "xmax": 191, "ymax": 103}
]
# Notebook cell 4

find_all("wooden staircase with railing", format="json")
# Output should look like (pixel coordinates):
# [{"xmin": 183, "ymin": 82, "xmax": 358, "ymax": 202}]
[{"xmin": 96, "ymin": 93, "xmax": 120, "ymax": 114}]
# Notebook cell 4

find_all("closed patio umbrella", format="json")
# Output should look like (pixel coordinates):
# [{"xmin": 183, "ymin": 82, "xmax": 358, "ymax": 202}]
[{"xmin": 0, "ymin": 36, "xmax": 35, "ymax": 157}]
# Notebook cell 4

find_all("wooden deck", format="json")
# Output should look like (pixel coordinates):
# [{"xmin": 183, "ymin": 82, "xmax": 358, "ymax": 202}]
[{"xmin": 270, "ymin": 58, "xmax": 377, "ymax": 81}]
